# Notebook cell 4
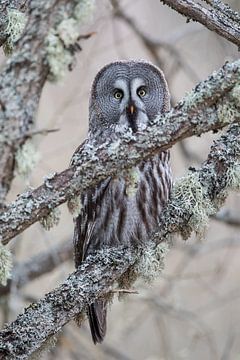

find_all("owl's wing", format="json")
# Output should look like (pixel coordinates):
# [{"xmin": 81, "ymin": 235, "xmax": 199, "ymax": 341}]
[
  {"xmin": 73, "ymin": 178, "xmax": 111, "ymax": 267},
  {"xmin": 71, "ymin": 142, "xmax": 112, "ymax": 267}
]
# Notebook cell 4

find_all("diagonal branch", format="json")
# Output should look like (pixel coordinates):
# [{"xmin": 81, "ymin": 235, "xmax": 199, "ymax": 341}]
[
  {"xmin": 160, "ymin": 0, "xmax": 240, "ymax": 47},
  {"xmin": 0, "ymin": 124, "xmax": 239, "ymax": 358},
  {"xmin": 0, "ymin": 59, "xmax": 240, "ymax": 245}
]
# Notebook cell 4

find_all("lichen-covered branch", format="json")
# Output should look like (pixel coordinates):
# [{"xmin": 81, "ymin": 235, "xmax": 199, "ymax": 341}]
[
  {"xmin": 0, "ymin": 247, "xmax": 137, "ymax": 359},
  {"xmin": 160, "ymin": 0, "xmax": 240, "ymax": 47},
  {"xmin": 153, "ymin": 124, "xmax": 240, "ymax": 243},
  {"xmin": 0, "ymin": 0, "xmax": 94, "ymax": 204},
  {"xmin": 0, "ymin": 59, "xmax": 240, "ymax": 245},
  {"xmin": 0, "ymin": 124, "xmax": 239, "ymax": 358}
]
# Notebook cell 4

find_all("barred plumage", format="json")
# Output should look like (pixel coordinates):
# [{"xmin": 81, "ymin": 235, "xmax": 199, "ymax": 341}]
[{"xmin": 72, "ymin": 60, "xmax": 172, "ymax": 344}]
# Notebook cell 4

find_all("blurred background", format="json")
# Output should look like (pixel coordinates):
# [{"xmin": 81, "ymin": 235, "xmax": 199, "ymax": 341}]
[{"xmin": 1, "ymin": 0, "xmax": 240, "ymax": 359}]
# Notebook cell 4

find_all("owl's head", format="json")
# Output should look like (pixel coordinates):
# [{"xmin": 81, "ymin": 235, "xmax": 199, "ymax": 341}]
[{"xmin": 89, "ymin": 60, "xmax": 170, "ymax": 135}]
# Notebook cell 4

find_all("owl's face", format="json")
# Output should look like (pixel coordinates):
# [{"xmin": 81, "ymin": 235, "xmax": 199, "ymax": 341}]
[{"xmin": 89, "ymin": 60, "xmax": 170, "ymax": 135}]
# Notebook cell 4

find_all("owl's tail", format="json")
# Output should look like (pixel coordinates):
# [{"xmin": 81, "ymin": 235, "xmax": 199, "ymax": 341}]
[{"xmin": 88, "ymin": 300, "xmax": 107, "ymax": 344}]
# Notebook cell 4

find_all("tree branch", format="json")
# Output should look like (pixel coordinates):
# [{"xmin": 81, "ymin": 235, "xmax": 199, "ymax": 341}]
[
  {"xmin": 0, "ymin": 0, "xmax": 93, "ymax": 204},
  {"xmin": 160, "ymin": 0, "xmax": 240, "ymax": 48},
  {"xmin": 0, "ymin": 247, "xmax": 136, "ymax": 359},
  {"xmin": 0, "ymin": 59, "xmax": 239, "ymax": 245},
  {"xmin": 0, "ymin": 123, "xmax": 239, "ymax": 358}
]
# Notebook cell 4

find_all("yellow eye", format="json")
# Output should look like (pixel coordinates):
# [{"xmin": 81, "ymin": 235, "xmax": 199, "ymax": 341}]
[
  {"xmin": 114, "ymin": 89, "xmax": 123, "ymax": 99},
  {"xmin": 137, "ymin": 87, "xmax": 146, "ymax": 97}
]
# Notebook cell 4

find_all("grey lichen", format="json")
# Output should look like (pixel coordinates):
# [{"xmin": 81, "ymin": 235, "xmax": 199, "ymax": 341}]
[
  {"xmin": 67, "ymin": 195, "xmax": 82, "ymax": 218},
  {"xmin": 135, "ymin": 242, "xmax": 170, "ymax": 282},
  {"xmin": 57, "ymin": 18, "xmax": 80, "ymax": 47},
  {"xmin": 231, "ymin": 84, "xmax": 240, "ymax": 104},
  {"xmin": 46, "ymin": 0, "xmax": 96, "ymax": 81},
  {"xmin": 217, "ymin": 103, "xmax": 240, "ymax": 124},
  {"xmin": 45, "ymin": 29, "xmax": 73, "ymax": 82},
  {"xmin": 0, "ymin": 243, "xmax": 12, "ymax": 286},
  {"xmin": 225, "ymin": 164, "xmax": 240, "ymax": 190},
  {"xmin": 171, "ymin": 172, "xmax": 216, "ymax": 239},
  {"xmin": 15, "ymin": 140, "xmax": 40, "ymax": 180},
  {"xmin": 3, "ymin": 9, "xmax": 27, "ymax": 55},
  {"xmin": 39, "ymin": 208, "xmax": 61, "ymax": 231},
  {"xmin": 74, "ymin": 0, "xmax": 96, "ymax": 23}
]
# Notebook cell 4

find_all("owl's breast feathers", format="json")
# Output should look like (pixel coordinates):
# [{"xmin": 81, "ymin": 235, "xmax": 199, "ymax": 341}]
[{"xmin": 73, "ymin": 150, "xmax": 172, "ymax": 266}]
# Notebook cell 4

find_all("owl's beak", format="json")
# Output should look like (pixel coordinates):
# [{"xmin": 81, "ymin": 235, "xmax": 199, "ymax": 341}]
[
  {"xmin": 129, "ymin": 105, "xmax": 135, "ymax": 115},
  {"xmin": 126, "ymin": 103, "xmax": 136, "ymax": 116}
]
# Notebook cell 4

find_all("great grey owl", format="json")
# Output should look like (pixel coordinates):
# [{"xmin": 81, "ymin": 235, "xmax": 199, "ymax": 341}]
[{"xmin": 72, "ymin": 60, "xmax": 172, "ymax": 344}]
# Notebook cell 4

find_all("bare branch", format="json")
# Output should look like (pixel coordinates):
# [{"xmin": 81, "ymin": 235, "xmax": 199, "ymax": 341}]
[
  {"xmin": 160, "ymin": 0, "xmax": 240, "ymax": 47},
  {"xmin": 0, "ymin": 59, "xmax": 239, "ymax": 245}
]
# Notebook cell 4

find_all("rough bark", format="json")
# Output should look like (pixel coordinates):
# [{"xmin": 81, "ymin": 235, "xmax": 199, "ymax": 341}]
[
  {"xmin": 160, "ymin": 0, "xmax": 240, "ymax": 48},
  {"xmin": 0, "ymin": 59, "xmax": 239, "ymax": 245},
  {"xmin": 0, "ymin": 0, "xmax": 89, "ymax": 204},
  {"xmin": 0, "ymin": 124, "xmax": 239, "ymax": 358},
  {"xmin": 0, "ymin": 247, "xmax": 136, "ymax": 359}
]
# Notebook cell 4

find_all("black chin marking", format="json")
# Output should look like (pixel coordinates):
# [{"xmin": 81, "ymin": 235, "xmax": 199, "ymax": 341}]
[
  {"xmin": 126, "ymin": 108, "xmax": 138, "ymax": 133},
  {"xmin": 128, "ymin": 119, "xmax": 138, "ymax": 133}
]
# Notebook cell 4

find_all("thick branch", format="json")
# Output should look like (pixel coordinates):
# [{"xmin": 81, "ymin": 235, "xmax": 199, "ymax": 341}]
[
  {"xmin": 153, "ymin": 124, "xmax": 240, "ymax": 242},
  {"xmin": 0, "ymin": 247, "xmax": 137, "ymax": 359},
  {"xmin": 0, "ymin": 124, "xmax": 239, "ymax": 358},
  {"xmin": 0, "ymin": 0, "xmax": 91, "ymax": 203},
  {"xmin": 160, "ymin": 0, "xmax": 240, "ymax": 47},
  {"xmin": 1, "ymin": 59, "xmax": 240, "ymax": 245}
]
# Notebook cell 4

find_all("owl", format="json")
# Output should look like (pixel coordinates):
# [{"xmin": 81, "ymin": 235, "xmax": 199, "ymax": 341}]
[{"xmin": 72, "ymin": 60, "xmax": 172, "ymax": 344}]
